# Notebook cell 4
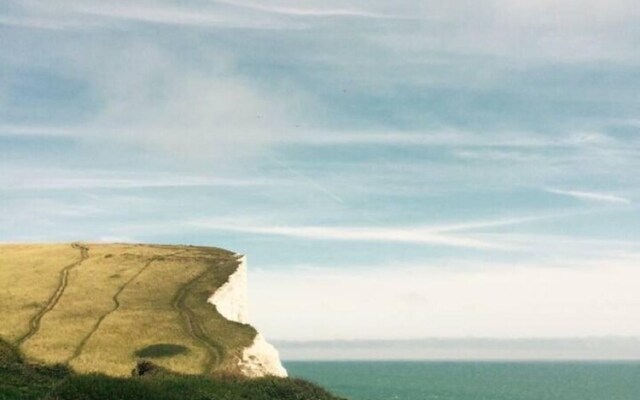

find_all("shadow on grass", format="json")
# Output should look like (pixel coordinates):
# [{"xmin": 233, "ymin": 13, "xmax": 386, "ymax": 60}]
[{"xmin": 135, "ymin": 344, "xmax": 190, "ymax": 359}]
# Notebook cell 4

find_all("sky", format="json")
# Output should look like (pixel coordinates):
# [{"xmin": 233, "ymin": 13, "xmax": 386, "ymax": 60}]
[{"xmin": 1, "ymin": 1, "xmax": 640, "ymax": 349}]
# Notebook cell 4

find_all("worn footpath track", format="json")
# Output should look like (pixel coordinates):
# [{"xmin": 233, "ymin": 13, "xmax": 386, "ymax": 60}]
[
  {"xmin": 14, "ymin": 243, "xmax": 89, "ymax": 347},
  {"xmin": 67, "ymin": 251, "xmax": 185, "ymax": 363},
  {"xmin": 172, "ymin": 261, "xmax": 225, "ymax": 374}
]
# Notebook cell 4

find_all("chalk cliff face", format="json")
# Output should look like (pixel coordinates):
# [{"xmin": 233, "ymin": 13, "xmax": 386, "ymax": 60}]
[
  {"xmin": 208, "ymin": 255, "xmax": 250, "ymax": 324},
  {"xmin": 240, "ymin": 333, "xmax": 288, "ymax": 378},
  {"xmin": 208, "ymin": 255, "xmax": 287, "ymax": 378}
]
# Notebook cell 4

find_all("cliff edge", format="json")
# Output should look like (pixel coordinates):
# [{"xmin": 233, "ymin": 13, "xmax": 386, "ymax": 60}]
[
  {"xmin": 0, "ymin": 243, "xmax": 286, "ymax": 378},
  {"xmin": 208, "ymin": 255, "xmax": 287, "ymax": 377}
]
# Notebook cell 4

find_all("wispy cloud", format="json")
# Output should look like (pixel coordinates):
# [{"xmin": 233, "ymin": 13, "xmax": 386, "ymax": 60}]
[
  {"xmin": 269, "ymin": 157, "xmax": 344, "ymax": 203},
  {"xmin": 546, "ymin": 188, "xmax": 631, "ymax": 205},
  {"xmin": 0, "ymin": 124, "xmax": 80, "ymax": 137},
  {"xmin": 291, "ymin": 130, "xmax": 626, "ymax": 149},
  {"xmin": 0, "ymin": 15, "xmax": 93, "ymax": 30},
  {"xmin": 68, "ymin": 2, "xmax": 301, "ymax": 30},
  {"xmin": 6, "ymin": 1, "xmax": 304, "ymax": 30},
  {"xmin": 0, "ymin": 169, "xmax": 281, "ymax": 190},
  {"xmin": 214, "ymin": 0, "xmax": 416, "ymax": 20},
  {"xmin": 189, "ymin": 215, "xmax": 555, "ymax": 249},
  {"xmin": 191, "ymin": 222, "xmax": 498, "ymax": 249},
  {"xmin": 430, "ymin": 215, "xmax": 553, "ymax": 233}
]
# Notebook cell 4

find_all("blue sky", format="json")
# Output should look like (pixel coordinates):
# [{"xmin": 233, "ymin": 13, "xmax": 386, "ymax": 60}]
[{"xmin": 1, "ymin": 0, "xmax": 640, "ymax": 341}]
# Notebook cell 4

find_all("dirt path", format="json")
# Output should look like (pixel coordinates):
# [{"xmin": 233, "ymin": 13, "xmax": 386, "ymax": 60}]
[
  {"xmin": 172, "ymin": 264, "xmax": 224, "ymax": 374},
  {"xmin": 67, "ymin": 253, "xmax": 170, "ymax": 363},
  {"xmin": 15, "ymin": 243, "xmax": 89, "ymax": 347}
]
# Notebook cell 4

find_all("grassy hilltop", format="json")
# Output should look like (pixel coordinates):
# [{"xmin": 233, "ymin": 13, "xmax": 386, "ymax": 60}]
[
  {"xmin": 0, "ymin": 243, "xmax": 257, "ymax": 376},
  {"xmin": 0, "ymin": 243, "xmax": 343, "ymax": 400}
]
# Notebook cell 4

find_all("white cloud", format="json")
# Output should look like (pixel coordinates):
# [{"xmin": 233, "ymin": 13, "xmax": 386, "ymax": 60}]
[
  {"xmin": 34, "ymin": 36, "xmax": 311, "ymax": 161},
  {"xmin": 90, "ymin": 56, "xmax": 291, "ymax": 160},
  {"xmin": 0, "ymin": 3, "xmax": 314, "ymax": 161},
  {"xmin": 546, "ymin": 188, "xmax": 631, "ymax": 205}
]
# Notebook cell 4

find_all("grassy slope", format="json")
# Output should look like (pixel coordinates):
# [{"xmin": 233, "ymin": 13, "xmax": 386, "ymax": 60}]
[
  {"xmin": 0, "ymin": 245, "xmax": 79, "ymax": 343},
  {"xmin": 0, "ymin": 340, "xmax": 344, "ymax": 400},
  {"xmin": 0, "ymin": 244, "xmax": 256, "ymax": 377}
]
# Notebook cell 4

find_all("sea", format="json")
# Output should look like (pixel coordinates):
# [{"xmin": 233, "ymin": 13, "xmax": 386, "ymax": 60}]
[{"xmin": 284, "ymin": 361, "xmax": 640, "ymax": 400}]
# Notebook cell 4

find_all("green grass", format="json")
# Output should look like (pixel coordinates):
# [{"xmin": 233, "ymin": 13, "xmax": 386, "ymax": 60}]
[
  {"xmin": 0, "ymin": 244, "xmax": 257, "ymax": 376},
  {"xmin": 0, "ymin": 340, "xmax": 344, "ymax": 400}
]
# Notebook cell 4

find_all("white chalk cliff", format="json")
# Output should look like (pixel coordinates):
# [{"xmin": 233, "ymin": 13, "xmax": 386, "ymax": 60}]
[{"xmin": 208, "ymin": 255, "xmax": 287, "ymax": 378}]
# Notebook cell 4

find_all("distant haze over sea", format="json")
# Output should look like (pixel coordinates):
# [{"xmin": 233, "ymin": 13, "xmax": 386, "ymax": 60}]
[{"xmin": 275, "ymin": 337, "xmax": 640, "ymax": 360}]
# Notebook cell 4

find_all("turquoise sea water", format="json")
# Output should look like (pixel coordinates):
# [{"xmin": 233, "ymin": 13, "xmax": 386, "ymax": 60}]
[{"xmin": 284, "ymin": 361, "xmax": 640, "ymax": 400}]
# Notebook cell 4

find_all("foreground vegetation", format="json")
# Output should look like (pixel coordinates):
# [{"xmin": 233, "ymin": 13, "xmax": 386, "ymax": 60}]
[
  {"xmin": 0, "ymin": 244, "xmax": 256, "ymax": 376},
  {"xmin": 0, "ymin": 340, "xmax": 343, "ymax": 400}
]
